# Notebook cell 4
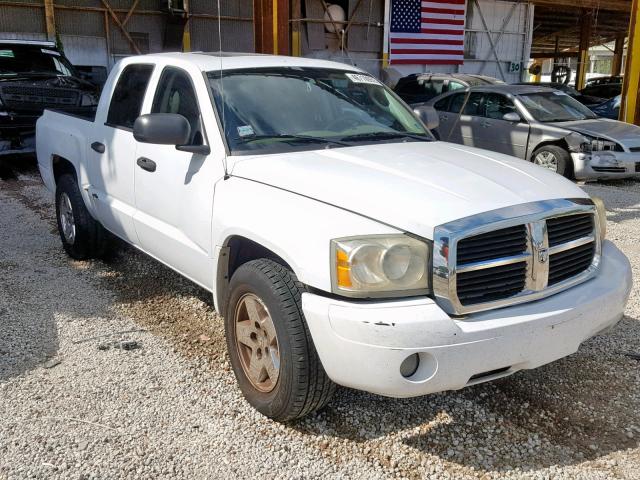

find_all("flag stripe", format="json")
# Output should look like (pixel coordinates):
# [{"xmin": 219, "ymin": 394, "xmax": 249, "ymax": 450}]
[
  {"xmin": 390, "ymin": 37, "xmax": 464, "ymax": 45},
  {"xmin": 422, "ymin": 7, "xmax": 465, "ymax": 15}
]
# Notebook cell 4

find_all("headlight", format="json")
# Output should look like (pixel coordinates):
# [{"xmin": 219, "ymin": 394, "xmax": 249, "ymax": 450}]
[
  {"xmin": 566, "ymin": 132, "xmax": 619, "ymax": 153},
  {"xmin": 331, "ymin": 235, "xmax": 431, "ymax": 297},
  {"xmin": 591, "ymin": 196, "xmax": 607, "ymax": 242}
]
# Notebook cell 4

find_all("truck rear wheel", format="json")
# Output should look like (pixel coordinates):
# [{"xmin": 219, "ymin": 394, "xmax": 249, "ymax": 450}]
[
  {"xmin": 224, "ymin": 258, "xmax": 335, "ymax": 421},
  {"xmin": 55, "ymin": 174, "xmax": 108, "ymax": 260}
]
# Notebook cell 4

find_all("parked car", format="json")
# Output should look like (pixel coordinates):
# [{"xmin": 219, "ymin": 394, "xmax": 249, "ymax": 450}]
[
  {"xmin": 427, "ymin": 84, "xmax": 640, "ymax": 179},
  {"xmin": 592, "ymin": 95, "xmax": 621, "ymax": 120},
  {"xmin": 394, "ymin": 73, "xmax": 503, "ymax": 105},
  {"xmin": 580, "ymin": 76, "xmax": 622, "ymax": 100},
  {"xmin": 513, "ymin": 82, "xmax": 605, "ymax": 107},
  {"xmin": 37, "ymin": 53, "xmax": 631, "ymax": 421},
  {"xmin": 0, "ymin": 39, "xmax": 98, "ymax": 156}
]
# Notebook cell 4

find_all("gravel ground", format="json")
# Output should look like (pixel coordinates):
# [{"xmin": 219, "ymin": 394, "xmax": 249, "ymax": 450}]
[{"xmin": 0, "ymin": 157, "xmax": 639, "ymax": 479}]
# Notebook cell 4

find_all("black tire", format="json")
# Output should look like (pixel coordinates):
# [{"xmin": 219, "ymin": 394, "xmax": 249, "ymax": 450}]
[
  {"xmin": 225, "ymin": 259, "xmax": 335, "ymax": 421},
  {"xmin": 532, "ymin": 145, "xmax": 573, "ymax": 179},
  {"xmin": 55, "ymin": 174, "xmax": 108, "ymax": 260}
]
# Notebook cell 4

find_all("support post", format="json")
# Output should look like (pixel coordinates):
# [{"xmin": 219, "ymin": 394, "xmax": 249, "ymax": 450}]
[
  {"xmin": 612, "ymin": 33, "xmax": 625, "ymax": 76},
  {"xmin": 254, "ymin": 0, "xmax": 288, "ymax": 55},
  {"xmin": 621, "ymin": 0, "xmax": 640, "ymax": 123},
  {"xmin": 575, "ymin": 10, "xmax": 592, "ymax": 91},
  {"xmin": 104, "ymin": 10, "xmax": 112, "ymax": 68},
  {"xmin": 182, "ymin": 0, "xmax": 190, "ymax": 52},
  {"xmin": 44, "ymin": 0, "xmax": 56, "ymax": 41},
  {"xmin": 291, "ymin": 0, "xmax": 301, "ymax": 56},
  {"xmin": 382, "ymin": 0, "xmax": 390, "ymax": 67}
]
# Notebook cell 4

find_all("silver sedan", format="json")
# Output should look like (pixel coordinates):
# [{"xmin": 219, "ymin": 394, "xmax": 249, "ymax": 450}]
[{"xmin": 423, "ymin": 85, "xmax": 640, "ymax": 180}]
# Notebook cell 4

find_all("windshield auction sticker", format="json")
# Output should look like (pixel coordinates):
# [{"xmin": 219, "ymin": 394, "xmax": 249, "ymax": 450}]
[
  {"xmin": 237, "ymin": 125, "xmax": 255, "ymax": 137},
  {"xmin": 346, "ymin": 73, "xmax": 380, "ymax": 85}
]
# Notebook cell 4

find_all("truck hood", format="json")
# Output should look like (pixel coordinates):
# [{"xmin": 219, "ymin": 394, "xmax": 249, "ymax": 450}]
[
  {"xmin": 229, "ymin": 141, "xmax": 588, "ymax": 238},
  {"xmin": 556, "ymin": 118, "xmax": 640, "ymax": 147}
]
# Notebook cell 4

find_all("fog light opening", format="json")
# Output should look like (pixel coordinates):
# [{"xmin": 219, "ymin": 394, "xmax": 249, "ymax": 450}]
[{"xmin": 400, "ymin": 353, "xmax": 420, "ymax": 378}]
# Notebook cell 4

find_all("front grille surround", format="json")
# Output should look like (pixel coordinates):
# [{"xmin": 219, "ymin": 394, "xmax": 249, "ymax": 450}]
[{"xmin": 433, "ymin": 199, "xmax": 601, "ymax": 316}]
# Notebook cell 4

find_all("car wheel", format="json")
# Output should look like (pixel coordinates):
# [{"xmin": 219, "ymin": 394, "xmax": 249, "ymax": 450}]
[
  {"xmin": 55, "ymin": 174, "xmax": 108, "ymax": 260},
  {"xmin": 225, "ymin": 258, "xmax": 335, "ymax": 421},
  {"xmin": 532, "ymin": 145, "xmax": 573, "ymax": 178}
]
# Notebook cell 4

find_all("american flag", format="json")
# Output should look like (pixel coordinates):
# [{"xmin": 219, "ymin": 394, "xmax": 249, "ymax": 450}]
[{"xmin": 390, "ymin": 0, "xmax": 466, "ymax": 65}]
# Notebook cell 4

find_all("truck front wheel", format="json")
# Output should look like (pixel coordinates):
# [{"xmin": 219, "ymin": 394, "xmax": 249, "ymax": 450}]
[
  {"xmin": 55, "ymin": 174, "xmax": 107, "ymax": 260},
  {"xmin": 224, "ymin": 258, "xmax": 335, "ymax": 421}
]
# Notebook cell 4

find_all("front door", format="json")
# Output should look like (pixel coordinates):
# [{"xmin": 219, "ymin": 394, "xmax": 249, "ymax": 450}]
[
  {"xmin": 87, "ymin": 63, "xmax": 155, "ymax": 242},
  {"xmin": 440, "ymin": 92, "xmax": 485, "ymax": 149},
  {"xmin": 133, "ymin": 66, "xmax": 224, "ymax": 289},
  {"xmin": 480, "ymin": 93, "xmax": 529, "ymax": 158}
]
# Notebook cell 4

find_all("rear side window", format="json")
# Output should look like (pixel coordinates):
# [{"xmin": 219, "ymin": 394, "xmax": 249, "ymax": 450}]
[{"xmin": 106, "ymin": 64, "xmax": 154, "ymax": 129}]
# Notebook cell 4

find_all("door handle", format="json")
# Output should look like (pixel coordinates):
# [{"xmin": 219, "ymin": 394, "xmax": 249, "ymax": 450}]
[
  {"xmin": 440, "ymin": 115, "xmax": 449, "ymax": 121},
  {"xmin": 137, "ymin": 157, "xmax": 157, "ymax": 173},
  {"xmin": 481, "ymin": 121, "xmax": 492, "ymax": 128},
  {"xmin": 91, "ymin": 142, "xmax": 105, "ymax": 154}
]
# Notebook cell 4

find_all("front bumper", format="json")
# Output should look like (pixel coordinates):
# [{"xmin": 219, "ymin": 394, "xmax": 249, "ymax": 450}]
[
  {"xmin": 572, "ymin": 151, "xmax": 640, "ymax": 179},
  {"xmin": 303, "ymin": 241, "xmax": 632, "ymax": 398}
]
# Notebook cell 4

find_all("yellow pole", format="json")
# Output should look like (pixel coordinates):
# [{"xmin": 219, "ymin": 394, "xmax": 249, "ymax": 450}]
[
  {"xmin": 272, "ymin": 0, "xmax": 278, "ymax": 54},
  {"xmin": 182, "ymin": 0, "xmax": 191, "ymax": 52},
  {"xmin": 621, "ymin": 0, "xmax": 640, "ymax": 124}
]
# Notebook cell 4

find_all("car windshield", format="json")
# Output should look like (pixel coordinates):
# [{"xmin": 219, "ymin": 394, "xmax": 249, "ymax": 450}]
[
  {"xmin": 207, "ymin": 67, "xmax": 432, "ymax": 154},
  {"xmin": 518, "ymin": 91, "xmax": 597, "ymax": 122},
  {"xmin": 0, "ymin": 44, "xmax": 78, "ymax": 77}
]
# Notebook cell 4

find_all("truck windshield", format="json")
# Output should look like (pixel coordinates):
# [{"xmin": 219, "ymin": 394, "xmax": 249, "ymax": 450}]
[
  {"xmin": 207, "ymin": 67, "xmax": 432, "ymax": 154},
  {"xmin": 518, "ymin": 91, "xmax": 597, "ymax": 122},
  {"xmin": 0, "ymin": 44, "xmax": 78, "ymax": 77}
]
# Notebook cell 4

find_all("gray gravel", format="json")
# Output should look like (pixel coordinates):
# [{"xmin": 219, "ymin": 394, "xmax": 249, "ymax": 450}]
[{"xmin": 1, "ymin": 159, "xmax": 639, "ymax": 479}]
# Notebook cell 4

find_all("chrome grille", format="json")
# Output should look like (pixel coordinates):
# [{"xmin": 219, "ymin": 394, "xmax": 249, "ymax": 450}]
[
  {"xmin": 433, "ymin": 199, "xmax": 601, "ymax": 315},
  {"xmin": 547, "ymin": 213, "xmax": 593, "ymax": 247},
  {"xmin": 548, "ymin": 241, "xmax": 595, "ymax": 286},
  {"xmin": 457, "ymin": 225, "xmax": 527, "ymax": 264}
]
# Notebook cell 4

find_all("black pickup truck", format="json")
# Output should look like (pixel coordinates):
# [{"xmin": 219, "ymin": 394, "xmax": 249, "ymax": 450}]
[{"xmin": 0, "ymin": 39, "xmax": 98, "ymax": 156}]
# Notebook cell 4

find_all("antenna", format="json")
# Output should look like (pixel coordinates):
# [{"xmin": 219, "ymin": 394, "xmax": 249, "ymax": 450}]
[{"xmin": 217, "ymin": 0, "xmax": 228, "ymax": 176}]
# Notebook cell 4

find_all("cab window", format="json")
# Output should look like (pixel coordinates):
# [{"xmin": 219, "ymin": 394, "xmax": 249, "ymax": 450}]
[
  {"xmin": 151, "ymin": 67, "xmax": 203, "ymax": 145},
  {"xmin": 448, "ymin": 92, "xmax": 483, "ymax": 115},
  {"xmin": 106, "ymin": 64, "xmax": 154, "ymax": 129}
]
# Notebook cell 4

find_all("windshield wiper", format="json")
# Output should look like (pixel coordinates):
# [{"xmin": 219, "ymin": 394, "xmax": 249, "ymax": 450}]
[
  {"xmin": 237, "ymin": 134, "xmax": 349, "ymax": 147},
  {"xmin": 341, "ymin": 131, "xmax": 432, "ymax": 142}
]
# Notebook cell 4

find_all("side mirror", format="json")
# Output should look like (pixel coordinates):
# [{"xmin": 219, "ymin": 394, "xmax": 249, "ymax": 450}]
[
  {"xmin": 133, "ymin": 113, "xmax": 191, "ymax": 146},
  {"xmin": 502, "ymin": 112, "xmax": 522, "ymax": 122},
  {"xmin": 413, "ymin": 105, "xmax": 440, "ymax": 130}
]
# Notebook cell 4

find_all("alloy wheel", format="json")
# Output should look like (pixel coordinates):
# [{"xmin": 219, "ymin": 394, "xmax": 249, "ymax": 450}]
[
  {"xmin": 534, "ymin": 151, "xmax": 559, "ymax": 172},
  {"xmin": 59, "ymin": 192, "xmax": 76, "ymax": 244},
  {"xmin": 234, "ymin": 293, "xmax": 280, "ymax": 393}
]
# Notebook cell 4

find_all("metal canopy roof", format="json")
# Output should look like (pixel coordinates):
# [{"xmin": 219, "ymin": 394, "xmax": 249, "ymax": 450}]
[{"xmin": 531, "ymin": 0, "xmax": 631, "ymax": 57}]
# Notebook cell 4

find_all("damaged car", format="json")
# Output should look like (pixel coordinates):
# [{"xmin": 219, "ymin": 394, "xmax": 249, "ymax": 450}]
[
  {"xmin": 425, "ymin": 84, "xmax": 640, "ymax": 179},
  {"xmin": 0, "ymin": 39, "xmax": 98, "ymax": 156}
]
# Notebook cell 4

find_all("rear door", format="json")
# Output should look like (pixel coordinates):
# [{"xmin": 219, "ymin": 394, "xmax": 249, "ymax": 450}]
[
  {"xmin": 480, "ymin": 93, "xmax": 529, "ymax": 158},
  {"xmin": 87, "ymin": 63, "xmax": 154, "ymax": 243},
  {"xmin": 132, "ymin": 66, "xmax": 226, "ymax": 289},
  {"xmin": 440, "ymin": 91, "xmax": 484, "ymax": 148}
]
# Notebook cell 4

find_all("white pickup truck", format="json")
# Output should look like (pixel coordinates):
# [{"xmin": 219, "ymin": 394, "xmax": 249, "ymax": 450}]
[{"xmin": 37, "ymin": 53, "xmax": 632, "ymax": 421}]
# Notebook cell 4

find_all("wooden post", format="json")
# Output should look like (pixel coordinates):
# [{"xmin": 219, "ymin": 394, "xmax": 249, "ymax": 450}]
[
  {"xmin": 291, "ymin": 0, "xmax": 301, "ymax": 56},
  {"xmin": 576, "ymin": 10, "xmax": 592, "ymax": 91},
  {"xmin": 253, "ymin": 0, "xmax": 288, "ymax": 55},
  {"xmin": 621, "ymin": 0, "xmax": 640, "ymax": 123},
  {"xmin": 612, "ymin": 33, "xmax": 625, "ymax": 76},
  {"xmin": 44, "ymin": 0, "xmax": 56, "ymax": 41},
  {"xmin": 104, "ymin": 10, "xmax": 112, "ymax": 68}
]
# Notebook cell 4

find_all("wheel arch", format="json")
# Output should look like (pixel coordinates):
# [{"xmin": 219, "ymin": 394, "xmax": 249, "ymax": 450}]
[
  {"xmin": 530, "ymin": 139, "xmax": 570, "ymax": 161},
  {"xmin": 51, "ymin": 155, "xmax": 78, "ymax": 184},
  {"xmin": 215, "ymin": 234, "xmax": 295, "ymax": 317}
]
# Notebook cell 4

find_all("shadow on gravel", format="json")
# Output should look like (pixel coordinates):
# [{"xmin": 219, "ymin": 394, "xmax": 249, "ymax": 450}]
[
  {"xmin": 294, "ymin": 315, "xmax": 640, "ymax": 475},
  {"xmin": 582, "ymin": 180, "xmax": 640, "ymax": 225}
]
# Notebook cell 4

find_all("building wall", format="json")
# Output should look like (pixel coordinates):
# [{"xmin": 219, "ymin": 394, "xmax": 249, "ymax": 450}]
[{"xmin": 0, "ymin": 0, "xmax": 255, "ymax": 70}]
